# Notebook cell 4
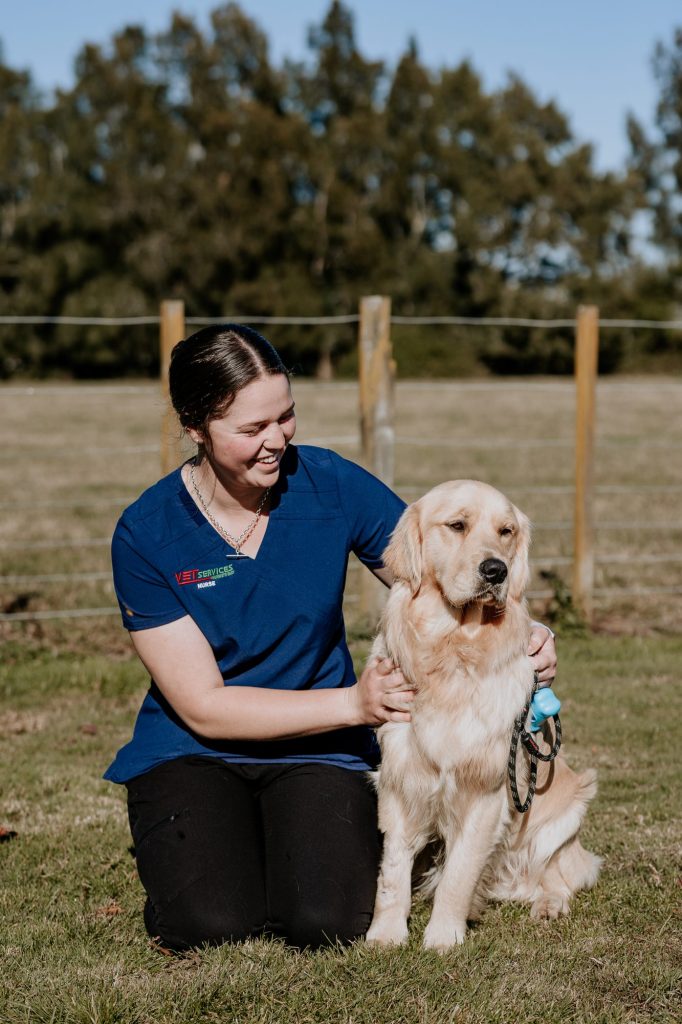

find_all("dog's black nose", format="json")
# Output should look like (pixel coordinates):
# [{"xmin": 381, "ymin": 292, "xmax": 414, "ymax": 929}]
[{"xmin": 479, "ymin": 558, "xmax": 508, "ymax": 584}]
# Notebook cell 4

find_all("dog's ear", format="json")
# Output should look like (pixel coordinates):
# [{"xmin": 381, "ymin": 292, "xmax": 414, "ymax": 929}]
[
  {"xmin": 507, "ymin": 506, "xmax": 531, "ymax": 602},
  {"xmin": 383, "ymin": 502, "xmax": 423, "ymax": 594}
]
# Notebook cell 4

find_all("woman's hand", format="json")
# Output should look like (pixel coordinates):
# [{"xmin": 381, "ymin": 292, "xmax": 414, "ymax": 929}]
[
  {"xmin": 348, "ymin": 657, "xmax": 415, "ymax": 726},
  {"xmin": 528, "ymin": 622, "xmax": 557, "ymax": 686}
]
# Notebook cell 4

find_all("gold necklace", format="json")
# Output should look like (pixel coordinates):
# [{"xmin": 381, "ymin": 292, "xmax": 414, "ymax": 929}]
[{"xmin": 189, "ymin": 462, "xmax": 270, "ymax": 555}]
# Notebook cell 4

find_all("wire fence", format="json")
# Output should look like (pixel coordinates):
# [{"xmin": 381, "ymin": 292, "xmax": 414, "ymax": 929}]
[
  {"xmin": 3, "ymin": 314, "xmax": 682, "ymax": 329},
  {"xmin": 1, "ymin": 307, "xmax": 681, "ymax": 628}
]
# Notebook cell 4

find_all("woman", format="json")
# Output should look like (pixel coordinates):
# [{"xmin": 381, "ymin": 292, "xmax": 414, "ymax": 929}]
[{"xmin": 106, "ymin": 323, "xmax": 556, "ymax": 951}]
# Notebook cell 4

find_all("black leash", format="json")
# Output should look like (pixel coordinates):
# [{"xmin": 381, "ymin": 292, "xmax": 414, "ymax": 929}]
[{"xmin": 507, "ymin": 674, "xmax": 562, "ymax": 814}]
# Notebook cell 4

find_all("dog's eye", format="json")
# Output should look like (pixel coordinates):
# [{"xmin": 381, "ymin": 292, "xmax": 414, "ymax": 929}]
[
  {"xmin": 500, "ymin": 526, "xmax": 514, "ymax": 537},
  {"xmin": 448, "ymin": 520, "xmax": 466, "ymax": 532}
]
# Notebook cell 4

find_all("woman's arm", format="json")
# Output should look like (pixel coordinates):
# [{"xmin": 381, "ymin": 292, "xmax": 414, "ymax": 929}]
[{"xmin": 129, "ymin": 615, "xmax": 414, "ymax": 742}]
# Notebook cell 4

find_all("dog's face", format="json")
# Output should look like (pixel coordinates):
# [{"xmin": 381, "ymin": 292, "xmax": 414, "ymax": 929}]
[{"xmin": 385, "ymin": 480, "xmax": 531, "ymax": 607}]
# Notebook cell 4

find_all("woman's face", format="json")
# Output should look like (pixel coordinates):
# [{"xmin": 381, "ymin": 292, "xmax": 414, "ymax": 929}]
[{"xmin": 190, "ymin": 374, "xmax": 296, "ymax": 492}]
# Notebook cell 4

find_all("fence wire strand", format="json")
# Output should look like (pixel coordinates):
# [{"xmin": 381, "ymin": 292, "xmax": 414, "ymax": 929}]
[{"xmin": 3, "ymin": 314, "xmax": 682, "ymax": 329}]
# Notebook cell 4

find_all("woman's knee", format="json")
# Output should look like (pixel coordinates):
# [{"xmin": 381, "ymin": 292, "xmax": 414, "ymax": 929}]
[
  {"xmin": 283, "ymin": 905, "xmax": 373, "ymax": 950},
  {"xmin": 144, "ymin": 894, "xmax": 265, "ymax": 951}
]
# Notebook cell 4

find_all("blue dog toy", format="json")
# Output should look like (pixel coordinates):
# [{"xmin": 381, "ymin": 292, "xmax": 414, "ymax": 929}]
[
  {"xmin": 509, "ymin": 684, "xmax": 563, "ymax": 812},
  {"xmin": 529, "ymin": 687, "xmax": 561, "ymax": 733}
]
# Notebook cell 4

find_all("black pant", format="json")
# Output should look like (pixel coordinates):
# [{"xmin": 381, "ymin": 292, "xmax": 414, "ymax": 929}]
[{"xmin": 126, "ymin": 756, "xmax": 381, "ymax": 951}]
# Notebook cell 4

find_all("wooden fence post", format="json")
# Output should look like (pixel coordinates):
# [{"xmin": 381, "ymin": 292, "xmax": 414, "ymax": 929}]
[
  {"xmin": 160, "ymin": 300, "xmax": 186, "ymax": 475},
  {"xmin": 572, "ymin": 305, "xmax": 599, "ymax": 622},
  {"xmin": 358, "ymin": 295, "xmax": 395, "ymax": 617},
  {"xmin": 358, "ymin": 295, "xmax": 395, "ymax": 486}
]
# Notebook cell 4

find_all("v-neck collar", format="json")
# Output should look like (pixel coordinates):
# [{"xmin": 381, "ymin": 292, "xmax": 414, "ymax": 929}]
[{"xmin": 175, "ymin": 460, "xmax": 283, "ymax": 562}]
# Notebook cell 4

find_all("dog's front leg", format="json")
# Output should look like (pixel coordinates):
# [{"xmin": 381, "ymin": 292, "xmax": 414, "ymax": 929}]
[
  {"xmin": 366, "ymin": 793, "xmax": 422, "ymax": 947},
  {"xmin": 423, "ymin": 789, "xmax": 507, "ymax": 950}
]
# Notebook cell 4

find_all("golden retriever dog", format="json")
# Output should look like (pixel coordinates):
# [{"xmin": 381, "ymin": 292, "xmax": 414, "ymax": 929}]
[{"xmin": 366, "ymin": 480, "xmax": 601, "ymax": 951}]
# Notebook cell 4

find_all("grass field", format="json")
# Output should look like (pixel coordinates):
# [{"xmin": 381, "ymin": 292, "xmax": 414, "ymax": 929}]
[
  {"xmin": 1, "ymin": 377, "xmax": 681, "ymax": 639},
  {"xmin": 1, "ymin": 379, "xmax": 681, "ymax": 1022},
  {"xmin": 1, "ymin": 633, "xmax": 680, "ymax": 1023}
]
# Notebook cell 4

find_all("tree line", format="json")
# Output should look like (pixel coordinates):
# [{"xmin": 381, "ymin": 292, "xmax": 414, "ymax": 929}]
[{"xmin": 1, "ymin": 2, "xmax": 681, "ymax": 378}]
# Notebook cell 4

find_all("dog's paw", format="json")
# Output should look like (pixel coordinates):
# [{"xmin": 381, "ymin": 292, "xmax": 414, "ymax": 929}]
[
  {"xmin": 530, "ymin": 893, "xmax": 570, "ymax": 920},
  {"xmin": 422, "ymin": 919, "xmax": 467, "ymax": 951},
  {"xmin": 365, "ymin": 929, "xmax": 408, "ymax": 947},
  {"xmin": 365, "ymin": 917, "xmax": 409, "ymax": 947}
]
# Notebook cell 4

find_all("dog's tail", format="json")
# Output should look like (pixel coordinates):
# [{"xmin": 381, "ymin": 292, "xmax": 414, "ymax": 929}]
[{"xmin": 560, "ymin": 768, "xmax": 602, "ymax": 891}]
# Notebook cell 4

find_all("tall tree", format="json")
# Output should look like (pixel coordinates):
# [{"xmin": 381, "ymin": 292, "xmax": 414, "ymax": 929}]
[
  {"xmin": 621, "ymin": 28, "xmax": 682, "ymax": 367},
  {"xmin": 628, "ymin": 29, "xmax": 682, "ymax": 268},
  {"xmin": 277, "ymin": 1, "xmax": 388, "ymax": 370},
  {"xmin": 0, "ymin": 55, "xmax": 45, "ymax": 375}
]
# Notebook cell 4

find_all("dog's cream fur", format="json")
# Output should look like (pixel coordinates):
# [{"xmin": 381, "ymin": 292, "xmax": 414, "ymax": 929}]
[{"xmin": 366, "ymin": 480, "xmax": 601, "ymax": 951}]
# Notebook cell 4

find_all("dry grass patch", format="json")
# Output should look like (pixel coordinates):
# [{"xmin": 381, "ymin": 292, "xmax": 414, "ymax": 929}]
[{"xmin": 2, "ymin": 377, "xmax": 681, "ymax": 638}]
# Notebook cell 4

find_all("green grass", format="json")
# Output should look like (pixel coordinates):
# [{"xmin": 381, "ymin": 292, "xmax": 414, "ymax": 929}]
[
  {"xmin": 1, "ymin": 633, "xmax": 680, "ymax": 1024},
  {"xmin": 1, "ymin": 379, "xmax": 680, "ymax": 1021}
]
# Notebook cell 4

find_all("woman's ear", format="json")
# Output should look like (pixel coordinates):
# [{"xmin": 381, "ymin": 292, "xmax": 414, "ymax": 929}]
[
  {"xmin": 508, "ymin": 506, "xmax": 531, "ymax": 602},
  {"xmin": 383, "ymin": 503, "xmax": 423, "ymax": 595}
]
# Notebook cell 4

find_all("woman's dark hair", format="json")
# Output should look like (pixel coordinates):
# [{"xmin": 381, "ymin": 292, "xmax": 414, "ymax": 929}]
[{"xmin": 169, "ymin": 323, "xmax": 289, "ymax": 438}]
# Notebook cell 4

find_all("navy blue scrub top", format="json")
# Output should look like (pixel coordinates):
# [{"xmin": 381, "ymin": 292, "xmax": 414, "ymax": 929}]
[{"xmin": 104, "ymin": 445, "xmax": 406, "ymax": 783}]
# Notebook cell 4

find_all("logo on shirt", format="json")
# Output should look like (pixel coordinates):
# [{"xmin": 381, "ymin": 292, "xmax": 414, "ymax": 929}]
[{"xmin": 174, "ymin": 564, "xmax": 235, "ymax": 589}]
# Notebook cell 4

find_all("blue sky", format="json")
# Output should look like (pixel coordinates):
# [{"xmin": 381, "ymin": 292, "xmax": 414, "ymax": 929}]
[{"xmin": 2, "ymin": 0, "xmax": 680, "ymax": 172}]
